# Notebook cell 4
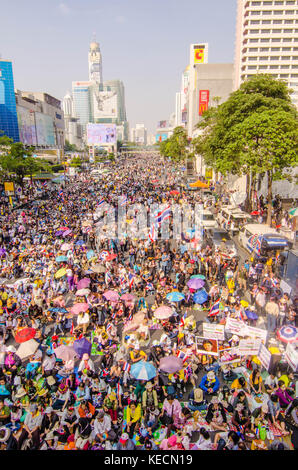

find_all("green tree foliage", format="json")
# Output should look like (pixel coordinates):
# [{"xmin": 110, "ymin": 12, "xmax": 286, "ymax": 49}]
[
  {"xmin": 69, "ymin": 156, "xmax": 82, "ymax": 168},
  {"xmin": 193, "ymin": 74, "xmax": 298, "ymax": 224},
  {"xmin": 159, "ymin": 127, "xmax": 189, "ymax": 163}
]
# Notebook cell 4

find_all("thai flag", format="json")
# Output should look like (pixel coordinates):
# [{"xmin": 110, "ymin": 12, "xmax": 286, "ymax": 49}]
[
  {"xmin": 184, "ymin": 365, "xmax": 192, "ymax": 380},
  {"xmin": 148, "ymin": 223, "xmax": 157, "ymax": 242},
  {"xmin": 209, "ymin": 299, "xmax": 220, "ymax": 317},
  {"xmin": 42, "ymin": 181, "xmax": 47, "ymax": 187},
  {"xmin": 155, "ymin": 205, "xmax": 171, "ymax": 227},
  {"xmin": 145, "ymin": 282, "xmax": 154, "ymax": 291},
  {"xmin": 127, "ymin": 311, "xmax": 133, "ymax": 322},
  {"xmin": 105, "ymin": 271, "xmax": 112, "ymax": 285},
  {"xmin": 179, "ymin": 313, "xmax": 187, "ymax": 328},
  {"xmin": 128, "ymin": 272, "xmax": 135, "ymax": 289},
  {"xmin": 120, "ymin": 195, "xmax": 128, "ymax": 206},
  {"xmin": 123, "ymin": 362, "xmax": 131, "ymax": 373},
  {"xmin": 176, "ymin": 350, "xmax": 189, "ymax": 363},
  {"xmin": 99, "ymin": 250, "xmax": 109, "ymax": 261},
  {"xmin": 106, "ymin": 323, "xmax": 113, "ymax": 333},
  {"xmin": 70, "ymin": 321, "xmax": 74, "ymax": 335},
  {"xmin": 98, "ymin": 198, "xmax": 105, "ymax": 207},
  {"xmin": 58, "ymin": 190, "xmax": 64, "ymax": 198},
  {"xmin": 120, "ymin": 274, "xmax": 128, "ymax": 287}
]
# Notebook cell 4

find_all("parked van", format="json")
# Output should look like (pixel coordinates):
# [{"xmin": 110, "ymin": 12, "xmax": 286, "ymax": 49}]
[
  {"xmin": 217, "ymin": 207, "xmax": 254, "ymax": 234},
  {"xmin": 199, "ymin": 210, "xmax": 218, "ymax": 229},
  {"xmin": 239, "ymin": 223, "xmax": 292, "ymax": 258}
]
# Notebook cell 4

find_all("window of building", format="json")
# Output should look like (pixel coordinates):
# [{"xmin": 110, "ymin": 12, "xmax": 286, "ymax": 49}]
[
  {"xmin": 285, "ymin": 9, "xmax": 295, "ymax": 13},
  {"xmin": 248, "ymin": 56, "xmax": 257, "ymax": 60},
  {"xmin": 281, "ymin": 64, "xmax": 290, "ymax": 68},
  {"xmin": 262, "ymin": 19, "xmax": 272, "ymax": 23},
  {"xmin": 251, "ymin": 20, "xmax": 260, "ymax": 24},
  {"xmin": 262, "ymin": 10, "xmax": 272, "ymax": 14},
  {"xmin": 249, "ymin": 38, "xmax": 259, "ymax": 42},
  {"xmin": 271, "ymin": 47, "xmax": 281, "ymax": 50},
  {"xmin": 260, "ymin": 47, "xmax": 270, "ymax": 51},
  {"xmin": 259, "ymin": 65, "xmax": 268, "ymax": 69},
  {"xmin": 260, "ymin": 56, "xmax": 269, "ymax": 60},
  {"xmin": 284, "ymin": 20, "xmax": 294, "ymax": 23},
  {"xmin": 274, "ymin": 0, "xmax": 284, "ymax": 3},
  {"xmin": 294, "ymin": 47, "xmax": 298, "ymax": 50},
  {"xmin": 285, "ymin": 1, "xmax": 295, "ymax": 4},
  {"xmin": 270, "ymin": 56, "xmax": 280, "ymax": 59},
  {"xmin": 273, "ymin": 20, "xmax": 282, "ymax": 23},
  {"xmin": 261, "ymin": 29, "xmax": 271, "ymax": 33},
  {"xmin": 250, "ymin": 29, "xmax": 259, "ymax": 33},
  {"xmin": 282, "ymin": 47, "xmax": 291, "ymax": 50},
  {"xmin": 249, "ymin": 47, "xmax": 259, "ymax": 51},
  {"xmin": 281, "ymin": 56, "xmax": 291, "ymax": 59},
  {"xmin": 284, "ymin": 37, "xmax": 293, "ymax": 41},
  {"xmin": 280, "ymin": 74, "xmax": 289, "ymax": 77},
  {"xmin": 272, "ymin": 29, "xmax": 282, "ymax": 32},
  {"xmin": 274, "ymin": 10, "xmax": 284, "ymax": 14},
  {"xmin": 251, "ymin": 1, "xmax": 261, "ymax": 4},
  {"xmin": 261, "ymin": 38, "xmax": 270, "ymax": 42},
  {"xmin": 272, "ymin": 38, "xmax": 280, "ymax": 42},
  {"xmin": 269, "ymin": 64, "xmax": 279, "ymax": 68},
  {"xmin": 251, "ymin": 10, "xmax": 261, "ymax": 14},
  {"xmin": 291, "ymin": 74, "xmax": 298, "ymax": 77},
  {"xmin": 284, "ymin": 28, "xmax": 293, "ymax": 32},
  {"xmin": 293, "ymin": 56, "xmax": 298, "ymax": 59},
  {"xmin": 263, "ymin": 1, "xmax": 273, "ymax": 4},
  {"xmin": 248, "ymin": 66, "xmax": 257, "ymax": 69}
]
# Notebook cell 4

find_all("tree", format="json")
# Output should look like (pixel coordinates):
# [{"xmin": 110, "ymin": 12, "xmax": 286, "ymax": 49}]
[
  {"xmin": 193, "ymin": 74, "xmax": 298, "ymax": 224},
  {"xmin": 158, "ymin": 126, "xmax": 189, "ymax": 164},
  {"xmin": 69, "ymin": 156, "xmax": 82, "ymax": 168},
  {"xmin": 64, "ymin": 139, "xmax": 79, "ymax": 152}
]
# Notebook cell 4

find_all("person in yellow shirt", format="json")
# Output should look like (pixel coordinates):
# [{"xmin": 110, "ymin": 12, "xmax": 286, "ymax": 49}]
[
  {"xmin": 126, "ymin": 401, "xmax": 141, "ymax": 438},
  {"xmin": 129, "ymin": 345, "xmax": 147, "ymax": 363}
]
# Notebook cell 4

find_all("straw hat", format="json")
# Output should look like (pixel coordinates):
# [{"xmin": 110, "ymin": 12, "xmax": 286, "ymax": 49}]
[{"xmin": 14, "ymin": 386, "xmax": 27, "ymax": 399}]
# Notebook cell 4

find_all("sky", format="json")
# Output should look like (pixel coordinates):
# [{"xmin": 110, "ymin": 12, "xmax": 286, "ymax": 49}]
[{"xmin": 0, "ymin": 0, "xmax": 238, "ymax": 134}]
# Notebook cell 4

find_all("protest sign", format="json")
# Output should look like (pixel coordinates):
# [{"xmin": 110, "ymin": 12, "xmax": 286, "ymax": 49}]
[
  {"xmin": 203, "ymin": 323, "xmax": 225, "ymax": 341},
  {"xmin": 225, "ymin": 316, "xmax": 247, "ymax": 337},
  {"xmin": 237, "ymin": 338, "xmax": 261, "ymax": 356},
  {"xmin": 195, "ymin": 337, "xmax": 218, "ymax": 356},
  {"xmin": 258, "ymin": 343, "xmax": 271, "ymax": 371},
  {"xmin": 284, "ymin": 343, "xmax": 298, "ymax": 372},
  {"xmin": 218, "ymin": 347, "xmax": 241, "ymax": 364}
]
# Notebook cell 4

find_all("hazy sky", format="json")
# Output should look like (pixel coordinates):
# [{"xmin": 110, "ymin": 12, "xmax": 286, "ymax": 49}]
[{"xmin": 0, "ymin": 0, "xmax": 237, "ymax": 133}]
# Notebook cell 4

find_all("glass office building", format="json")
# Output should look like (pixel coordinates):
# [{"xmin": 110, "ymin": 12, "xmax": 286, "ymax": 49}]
[
  {"xmin": 72, "ymin": 81, "xmax": 92, "ymax": 126},
  {"xmin": 0, "ymin": 60, "xmax": 20, "ymax": 142}
]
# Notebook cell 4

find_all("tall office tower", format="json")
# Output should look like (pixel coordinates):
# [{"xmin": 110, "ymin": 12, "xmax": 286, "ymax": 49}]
[
  {"xmin": 62, "ymin": 91, "xmax": 73, "ymax": 117},
  {"xmin": 234, "ymin": 0, "xmax": 298, "ymax": 106},
  {"xmin": 72, "ymin": 81, "xmax": 92, "ymax": 126},
  {"xmin": 0, "ymin": 60, "xmax": 20, "ymax": 142},
  {"xmin": 88, "ymin": 40, "xmax": 103, "ymax": 84}
]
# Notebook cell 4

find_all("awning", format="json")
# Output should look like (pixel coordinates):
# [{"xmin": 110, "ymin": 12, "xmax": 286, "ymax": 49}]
[{"xmin": 189, "ymin": 180, "xmax": 209, "ymax": 188}]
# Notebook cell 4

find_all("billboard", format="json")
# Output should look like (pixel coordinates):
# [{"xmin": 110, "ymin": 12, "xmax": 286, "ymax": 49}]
[
  {"xmin": 35, "ymin": 112, "xmax": 55, "ymax": 146},
  {"xmin": 87, "ymin": 123, "xmax": 117, "ymax": 145},
  {"xmin": 199, "ymin": 90, "xmax": 210, "ymax": 116},
  {"xmin": 17, "ymin": 106, "xmax": 37, "ymax": 145},
  {"xmin": 193, "ymin": 45, "xmax": 206, "ymax": 64},
  {"xmin": 158, "ymin": 120, "xmax": 167, "ymax": 128},
  {"xmin": 155, "ymin": 133, "xmax": 168, "ymax": 143},
  {"xmin": 92, "ymin": 86, "xmax": 118, "ymax": 120}
]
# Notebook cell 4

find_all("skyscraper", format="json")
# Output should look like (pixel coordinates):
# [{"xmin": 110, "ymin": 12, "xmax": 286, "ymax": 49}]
[
  {"xmin": 88, "ymin": 40, "xmax": 103, "ymax": 84},
  {"xmin": 234, "ymin": 0, "xmax": 298, "ymax": 106},
  {"xmin": 72, "ymin": 81, "xmax": 92, "ymax": 126},
  {"xmin": 0, "ymin": 60, "xmax": 20, "ymax": 142}
]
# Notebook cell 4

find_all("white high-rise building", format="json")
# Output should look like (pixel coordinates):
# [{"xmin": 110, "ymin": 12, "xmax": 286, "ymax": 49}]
[
  {"xmin": 234, "ymin": 0, "xmax": 298, "ymax": 106},
  {"xmin": 62, "ymin": 91, "xmax": 73, "ymax": 117},
  {"xmin": 88, "ymin": 40, "xmax": 103, "ymax": 84}
]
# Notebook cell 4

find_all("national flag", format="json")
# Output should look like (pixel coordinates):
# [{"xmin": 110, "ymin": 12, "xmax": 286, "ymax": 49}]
[
  {"xmin": 70, "ymin": 321, "xmax": 74, "ymax": 335},
  {"xmin": 42, "ymin": 181, "xmax": 47, "ymax": 187},
  {"xmin": 127, "ymin": 311, "xmax": 133, "ymax": 322},
  {"xmin": 128, "ymin": 272, "xmax": 135, "ymax": 289},
  {"xmin": 176, "ymin": 350, "xmax": 190, "ymax": 363},
  {"xmin": 58, "ymin": 190, "xmax": 64, "ymax": 198},
  {"xmin": 155, "ymin": 205, "xmax": 171, "ymax": 227},
  {"xmin": 145, "ymin": 282, "xmax": 154, "ymax": 291},
  {"xmin": 209, "ymin": 300, "xmax": 220, "ymax": 317},
  {"xmin": 105, "ymin": 271, "xmax": 112, "ymax": 285},
  {"xmin": 99, "ymin": 250, "xmax": 109, "ymax": 261},
  {"xmin": 98, "ymin": 198, "xmax": 105, "ymax": 206},
  {"xmin": 122, "ymin": 362, "xmax": 131, "ymax": 373},
  {"xmin": 106, "ymin": 323, "xmax": 113, "ymax": 333},
  {"xmin": 184, "ymin": 365, "xmax": 192, "ymax": 380},
  {"xmin": 148, "ymin": 223, "xmax": 157, "ymax": 243},
  {"xmin": 179, "ymin": 313, "xmax": 187, "ymax": 328}
]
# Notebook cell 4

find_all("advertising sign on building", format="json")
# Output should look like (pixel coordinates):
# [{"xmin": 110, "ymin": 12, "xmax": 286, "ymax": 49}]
[
  {"xmin": 199, "ymin": 90, "xmax": 210, "ymax": 116},
  {"xmin": 158, "ymin": 121, "xmax": 167, "ymax": 128},
  {"xmin": 193, "ymin": 45, "xmax": 205, "ymax": 64},
  {"xmin": 155, "ymin": 133, "xmax": 168, "ymax": 143},
  {"xmin": 203, "ymin": 323, "xmax": 225, "ymax": 341},
  {"xmin": 87, "ymin": 123, "xmax": 116, "ymax": 145},
  {"xmin": 205, "ymin": 168, "xmax": 213, "ymax": 180}
]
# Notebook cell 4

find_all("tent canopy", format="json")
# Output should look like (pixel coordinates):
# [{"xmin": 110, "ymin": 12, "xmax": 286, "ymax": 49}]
[{"xmin": 189, "ymin": 180, "xmax": 209, "ymax": 189}]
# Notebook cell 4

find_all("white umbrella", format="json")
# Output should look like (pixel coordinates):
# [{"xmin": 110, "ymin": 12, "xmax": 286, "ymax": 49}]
[
  {"xmin": 76, "ymin": 288, "xmax": 91, "ymax": 296},
  {"xmin": 17, "ymin": 339, "xmax": 39, "ymax": 360}
]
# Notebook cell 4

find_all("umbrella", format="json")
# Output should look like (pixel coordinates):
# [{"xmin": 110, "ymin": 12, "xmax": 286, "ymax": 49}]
[
  {"xmin": 244, "ymin": 308, "xmax": 258, "ymax": 321},
  {"xmin": 73, "ymin": 337, "xmax": 92, "ymax": 358},
  {"xmin": 121, "ymin": 293, "xmax": 135, "ymax": 302},
  {"xmin": 59, "ymin": 227, "xmax": 69, "ymax": 231},
  {"xmin": 154, "ymin": 305, "xmax": 173, "ymax": 320},
  {"xmin": 61, "ymin": 243, "xmax": 72, "ymax": 251},
  {"xmin": 251, "ymin": 211, "xmax": 260, "ymax": 216},
  {"xmin": 106, "ymin": 253, "xmax": 117, "ymax": 261},
  {"xmin": 166, "ymin": 292, "xmax": 185, "ymax": 302},
  {"xmin": 241, "ymin": 300, "xmax": 249, "ymax": 308},
  {"xmin": 70, "ymin": 303, "xmax": 89, "ymax": 315},
  {"xmin": 193, "ymin": 289, "xmax": 209, "ymax": 304},
  {"xmin": 55, "ymin": 231, "xmax": 64, "ymax": 237},
  {"xmin": 190, "ymin": 274, "xmax": 206, "ymax": 280},
  {"xmin": 187, "ymin": 278, "xmax": 205, "ymax": 290},
  {"xmin": 91, "ymin": 264, "xmax": 106, "ymax": 273},
  {"xmin": 75, "ymin": 240, "xmax": 85, "ymax": 246},
  {"xmin": 76, "ymin": 288, "xmax": 91, "ymax": 297},
  {"xmin": 17, "ymin": 339, "xmax": 39, "ymax": 360},
  {"xmin": 170, "ymin": 190, "xmax": 180, "ymax": 196},
  {"xmin": 63, "ymin": 230, "xmax": 72, "ymax": 236},
  {"xmin": 289, "ymin": 207, "xmax": 298, "ymax": 217},
  {"xmin": 15, "ymin": 328, "xmax": 36, "ymax": 344},
  {"xmin": 77, "ymin": 278, "xmax": 91, "ymax": 290},
  {"xmin": 277, "ymin": 325, "xmax": 298, "ymax": 343},
  {"xmin": 130, "ymin": 361, "xmax": 157, "ymax": 381},
  {"xmin": 103, "ymin": 290, "xmax": 119, "ymax": 301},
  {"xmin": 56, "ymin": 255, "xmax": 68, "ymax": 263},
  {"xmin": 54, "ymin": 268, "xmax": 67, "ymax": 279},
  {"xmin": 87, "ymin": 250, "xmax": 95, "ymax": 260},
  {"xmin": 159, "ymin": 356, "xmax": 184, "ymax": 374},
  {"xmin": 54, "ymin": 345, "xmax": 77, "ymax": 362}
]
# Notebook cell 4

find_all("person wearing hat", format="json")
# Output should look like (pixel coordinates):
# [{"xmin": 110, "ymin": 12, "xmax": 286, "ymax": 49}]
[
  {"xmin": 0, "ymin": 399, "xmax": 11, "ymax": 425},
  {"xmin": 129, "ymin": 344, "xmax": 147, "ymax": 364},
  {"xmin": 93, "ymin": 409, "xmax": 116, "ymax": 444},
  {"xmin": 187, "ymin": 387, "xmax": 207, "ymax": 412},
  {"xmin": 2, "ymin": 346, "xmax": 21, "ymax": 378},
  {"xmin": 199, "ymin": 370, "xmax": 220, "ymax": 398},
  {"xmin": 142, "ymin": 382, "xmax": 158, "ymax": 410},
  {"xmin": 0, "ymin": 375, "xmax": 11, "ymax": 399},
  {"xmin": 40, "ymin": 406, "xmax": 59, "ymax": 438},
  {"xmin": 205, "ymin": 396, "xmax": 228, "ymax": 431},
  {"xmin": 116, "ymin": 432, "xmax": 136, "ymax": 450},
  {"xmin": 17, "ymin": 403, "xmax": 43, "ymax": 450},
  {"xmin": 41, "ymin": 350, "xmax": 56, "ymax": 377}
]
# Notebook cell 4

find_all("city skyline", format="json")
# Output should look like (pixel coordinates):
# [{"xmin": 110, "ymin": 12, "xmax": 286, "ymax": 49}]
[{"xmin": 0, "ymin": 0, "xmax": 237, "ymax": 134}]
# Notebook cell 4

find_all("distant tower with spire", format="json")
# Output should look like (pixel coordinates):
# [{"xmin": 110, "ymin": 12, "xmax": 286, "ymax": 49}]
[{"xmin": 88, "ymin": 33, "xmax": 103, "ymax": 84}]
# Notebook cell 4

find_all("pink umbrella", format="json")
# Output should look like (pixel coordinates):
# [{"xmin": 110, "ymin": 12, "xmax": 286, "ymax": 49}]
[
  {"xmin": 154, "ymin": 305, "xmax": 173, "ymax": 320},
  {"xmin": 70, "ymin": 303, "xmax": 89, "ymax": 315},
  {"xmin": 121, "ymin": 293, "xmax": 135, "ymax": 302},
  {"xmin": 54, "ymin": 345, "xmax": 77, "ymax": 362},
  {"xmin": 103, "ymin": 290, "xmax": 119, "ymax": 302},
  {"xmin": 76, "ymin": 288, "xmax": 91, "ymax": 297},
  {"xmin": 187, "ymin": 278, "xmax": 205, "ymax": 290},
  {"xmin": 159, "ymin": 356, "xmax": 184, "ymax": 374},
  {"xmin": 63, "ymin": 230, "xmax": 72, "ymax": 236},
  {"xmin": 77, "ymin": 278, "xmax": 91, "ymax": 290},
  {"xmin": 61, "ymin": 243, "xmax": 72, "ymax": 251}
]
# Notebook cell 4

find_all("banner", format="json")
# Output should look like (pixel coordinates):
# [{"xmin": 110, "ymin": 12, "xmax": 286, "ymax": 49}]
[
  {"xmin": 237, "ymin": 338, "xmax": 262, "ymax": 356},
  {"xmin": 225, "ymin": 317, "xmax": 247, "ymax": 337},
  {"xmin": 285, "ymin": 343, "xmax": 298, "ymax": 371},
  {"xmin": 244, "ymin": 325, "xmax": 267, "ymax": 343},
  {"xmin": 199, "ymin": 90, "xmax": 209, "ymax": 116},
  {"xmin": 203, "ymin": 323, "xmax": 225, "ymax": 341},
  {"xmin": 4, "ymin": 182, "xmax": 14, "ymax": 193},
  {"xmin": 258, "ymin": 343, "xmax": 271, "ymax": 371},
  {"xmin": 195, "ymin": 337, "xmax": 218, "ymax": 356},
  {"xmin": 218, "ymin": 347, "xmax": 241, "ymax": 364}
]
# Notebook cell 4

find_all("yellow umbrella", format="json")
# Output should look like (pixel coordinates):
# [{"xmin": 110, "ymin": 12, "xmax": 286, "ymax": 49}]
[
  {"xmin": 240, "ymin": 300, "xmax": 249, "ymax": 308},
  {"xmin": 55, "ymin": 268, "xmax": 67, "ymax": 279}
]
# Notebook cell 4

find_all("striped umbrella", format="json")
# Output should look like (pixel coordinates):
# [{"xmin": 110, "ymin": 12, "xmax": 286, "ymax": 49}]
[{"xmin": 277, "ymin": 325, "xmax": 298, "ymax": 343}]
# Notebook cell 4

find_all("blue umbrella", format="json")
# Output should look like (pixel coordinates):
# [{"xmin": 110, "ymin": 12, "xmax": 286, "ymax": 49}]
[
  {"xmin": 130, "ymin": 361, "xmax": 157, "ymax": 381},
  {"xmin": 87, "ymin": 250, "xmax": 95, "ymax": 260},
  {"xmin": 48, "ymin": 307, "xmax": 68, "ymax": 314},
  {"xmin": 245, "ymin": 308, "xmax": 258, "ymax": 321},
  {"xmin": 76, "ymin": 240, "xmax": 85, "ymax": 246},
  {"xmin": 166, "ymin": 292, "xmax": 185, "ymax": 302},
  {"xmin": 193, "ymin": 289, "xmax": 208, "ymax": 304},
  {"xmin": 73, "ymin": 337, "xmax": 92, "ymax": 358},
  {"xmin": 56, "ymin": 255, "xmax": 68, "ymax": 263}
]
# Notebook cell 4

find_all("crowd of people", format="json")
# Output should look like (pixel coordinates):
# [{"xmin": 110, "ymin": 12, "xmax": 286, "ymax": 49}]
[{"xmin": 0, "ymin": 153, "xmax": 297, "ymax": 451}]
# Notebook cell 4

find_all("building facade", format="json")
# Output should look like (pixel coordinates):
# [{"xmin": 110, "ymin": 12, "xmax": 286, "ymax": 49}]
[
  {"xmin": 88, "ymin": 41, "xmax": 103, "ymax": 84},
  {"xmin": 0, "ymin": 60, "xmax": 20, "ymax": 142},
  {"xmin": 234, "ymin": 0, "xmax": 298, "ymax": 106},
  {"xmin": 72, "ymin": 81, "xmax": 92, "ymax": 127}
]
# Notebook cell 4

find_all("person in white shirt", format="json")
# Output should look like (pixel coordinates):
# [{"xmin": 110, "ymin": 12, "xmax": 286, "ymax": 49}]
[
  {"xmin": 75, "ymin": 312, "xmax": 90, "ymax": 335},
  {"xmin": 93, "ymin": 409, "xmax": 116, "ymax": 443}
]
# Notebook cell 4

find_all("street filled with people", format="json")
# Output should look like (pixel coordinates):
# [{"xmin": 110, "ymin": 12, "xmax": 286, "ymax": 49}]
[{"xmin": 0, "ymin": 153, "xmax": 297, "ymax": 451}]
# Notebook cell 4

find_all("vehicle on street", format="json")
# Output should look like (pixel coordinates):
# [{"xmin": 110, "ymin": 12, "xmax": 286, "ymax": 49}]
[
  {"xmin": 239, "ymin": 223, "xmax": 292, "ymax": 259},
  {"xmin": 204, "ymin": 228, "xmax": 238, "ymax": 257}
]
